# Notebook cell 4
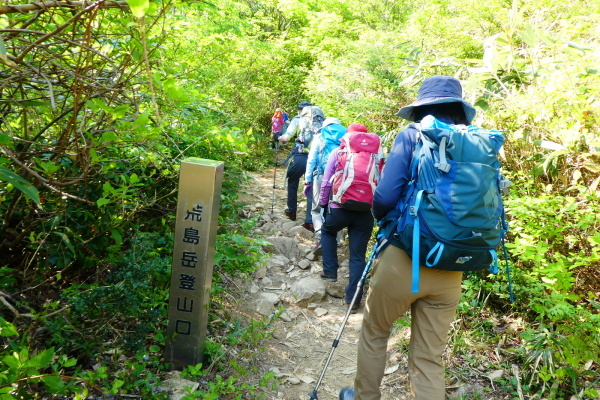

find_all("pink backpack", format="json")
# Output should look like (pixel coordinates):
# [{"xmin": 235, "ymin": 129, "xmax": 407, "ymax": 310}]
[{"xmin": 331, "ymin": 132, "xmax": 384, "ymax": 211}]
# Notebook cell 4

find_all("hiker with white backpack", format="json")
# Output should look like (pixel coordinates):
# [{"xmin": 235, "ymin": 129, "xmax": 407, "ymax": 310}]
[
  {"xmin": 303, "ymin": 117, "xmax": 347, "ymax": 253},
  {"xmin": 339, "ymin": 75, "xmax": 510, "ymax": 400},
  {"xmin": 279, "ymin": 101, "xmax": 325, "ymax": 230},
  {"xmin": 318, "ymin": 123, "xmax": 384, "ymax": 314}
]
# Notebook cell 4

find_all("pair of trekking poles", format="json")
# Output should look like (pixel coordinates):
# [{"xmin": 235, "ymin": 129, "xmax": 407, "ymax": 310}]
[{"xmin": 308, "ymin": 238, "xmax": 387, "ymax": 400}]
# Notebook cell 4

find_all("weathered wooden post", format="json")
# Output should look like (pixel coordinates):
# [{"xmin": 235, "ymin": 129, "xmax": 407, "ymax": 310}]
[{"xmin": 165, "ymin": 157, "xmax": 224, "ymax": 370}]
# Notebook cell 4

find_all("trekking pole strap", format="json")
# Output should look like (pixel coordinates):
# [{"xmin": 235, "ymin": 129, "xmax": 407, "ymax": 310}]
[
  {"xmin": 502, "ymin": 235, "xmax": 515, "ymax": 303},
  {"xmin": 500, "ymin": 211, "xmax": 515, "ymax": 302}
]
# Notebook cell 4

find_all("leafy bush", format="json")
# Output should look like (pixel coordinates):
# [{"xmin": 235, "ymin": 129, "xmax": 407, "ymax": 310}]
[{"xmin": 44, "ymin": 232, "xmax": 172, "ymax": 357}]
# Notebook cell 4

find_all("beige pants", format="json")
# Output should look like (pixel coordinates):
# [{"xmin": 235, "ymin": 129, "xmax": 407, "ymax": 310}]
[{"xmin": 355, "ymin": 245, "xmax": 463, "ymax": 400}]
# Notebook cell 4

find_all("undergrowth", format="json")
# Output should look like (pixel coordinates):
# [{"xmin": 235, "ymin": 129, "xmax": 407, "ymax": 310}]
[
  {"xmin": 387, "ymin": 174, "xmax": 600, "ymax": 399},
  {"xmin": 0, "ymin": 163, "xmax": 281, "ymax": 399}
]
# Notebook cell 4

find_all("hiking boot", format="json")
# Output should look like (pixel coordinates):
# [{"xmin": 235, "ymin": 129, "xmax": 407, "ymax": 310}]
[
  {"xmin": 347, "ymin": 302, "xmax": 360, "ymax": 314},
  {"xmin": 320, "ymin": 273, "xmax": 337, "ymax": 282},
  {"xmin": 302, "ymin": 222, "xmax": 314, "ymax": 232},
  {"xmin": 339, "ymin": 387, "xmax": 355, "ymax": 400},
  {"xmin": 284, "ymin": 209, "xmax": 296, "ymax": 221},
  {"xmin": 311, "ymin": 241, "xmax": 322, "ymax": 257}
]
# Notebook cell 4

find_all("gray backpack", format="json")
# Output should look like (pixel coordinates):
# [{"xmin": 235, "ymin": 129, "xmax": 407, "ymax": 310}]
[{"xmin": 297, "ymin": 106, "xmax": 325, "ymax": 151}]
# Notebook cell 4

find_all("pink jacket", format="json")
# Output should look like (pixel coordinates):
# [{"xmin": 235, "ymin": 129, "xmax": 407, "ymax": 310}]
[{"xmin": 272, "ymin": 116, "xmax": 284, "ymax": 133}]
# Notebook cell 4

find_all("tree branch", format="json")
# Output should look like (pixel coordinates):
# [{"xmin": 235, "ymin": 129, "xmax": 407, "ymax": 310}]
[
  {"xmin": 0, "ymin": 29, "xmax": 114, "ymax": 62},
  {"xmin": 0, "ymin": 0, "xmax": 128, "ymax": 16},
  {"xmin": 1, "ymin": 145, "xmax": 96, "ymax": 205},
  {"xmin": 16, "ymin": 0, "xmax": 112, "ymax": 62},
  {"xmin": 0, "ymin": 290, "xmax": 35, "ymax": 318}
]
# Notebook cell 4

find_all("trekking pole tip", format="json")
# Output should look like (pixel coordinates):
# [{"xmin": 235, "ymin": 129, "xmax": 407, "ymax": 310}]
[{"xmin": 308, "ymin": 390, "xmax": 318, "ymax": 399}]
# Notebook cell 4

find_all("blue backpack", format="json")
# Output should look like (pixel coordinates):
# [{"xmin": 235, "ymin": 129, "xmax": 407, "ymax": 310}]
[
  {"xmin": 316, "ymin": 124, "xmax": 347, "ymax": 175},
  {"xmin": 388, "ymin": 115, "xmax": 511, "ymax": 293}
]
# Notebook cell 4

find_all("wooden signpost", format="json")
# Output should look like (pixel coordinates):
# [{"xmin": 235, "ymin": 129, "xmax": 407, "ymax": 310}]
[{"xmin": 165, "ymin": 158, "xmax": 224, "ymax": 370}]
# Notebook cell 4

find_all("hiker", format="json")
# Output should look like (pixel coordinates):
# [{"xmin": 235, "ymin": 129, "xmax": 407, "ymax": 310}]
[
  {"xmin": 279, "ymin": 101, "xmax": 325, "ymax": 230},
  {"xmin": 339, "ymin": 76, "xmax": 479, "ymax": 400},
  {"xmin": 304, "ymin": 117, "xmax": 347, "ymax": 253},
  {"xmin": 318, "ymin": 123, "xmax": 382, "ymax": 314},
  {"xmin": 271, "ymin": 108, "xmax": 285, "ymax": 149}
]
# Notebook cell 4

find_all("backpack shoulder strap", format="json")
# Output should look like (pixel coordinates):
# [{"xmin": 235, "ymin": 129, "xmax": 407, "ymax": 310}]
[{"xmin": 407, "ymin": 123, "xmax": 423, "ymax": 181}]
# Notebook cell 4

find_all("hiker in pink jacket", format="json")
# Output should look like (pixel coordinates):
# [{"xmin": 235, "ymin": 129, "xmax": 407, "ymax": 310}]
[
  {"xmin": 271, "ymin": 108, "xmax": 285, "ymax": 149},
  {"xmin": 318, "ymin": 123, "xmax": 377, "ymax": 314}
]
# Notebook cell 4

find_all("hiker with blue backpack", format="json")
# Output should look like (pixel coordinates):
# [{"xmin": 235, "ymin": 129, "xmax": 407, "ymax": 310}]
[
  {"xmin": 318, "ymin": 123, "xmax": 384, "ymax": 314},
  {"xmin": 303, "ymin": 117, "xmax": 347, "ymax": 253},
  {"xmin": 279, "ymin": 101, "xmax": 326, "ymax": 231},
  {"xmin": 339, "ymin": 76, "xmax": 510, "ymax": 400}
]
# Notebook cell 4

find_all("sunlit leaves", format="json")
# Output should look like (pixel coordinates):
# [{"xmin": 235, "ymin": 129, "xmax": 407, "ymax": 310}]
[
  {"xmin": 0, "ymin": 318, "xmax": 18, "ymax": 337},
  {"xmin": 0, "ymin": 165, "xmax": 40, "ymax": 205},
  {"xmin": 126, "ymin": 0, "xmax": 151, "ymax": 18}
]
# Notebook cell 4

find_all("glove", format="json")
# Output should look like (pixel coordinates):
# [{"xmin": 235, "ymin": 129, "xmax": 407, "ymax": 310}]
[{"xmin": 303, "ymin": 184, "xmax": 312, "ymax": 198}]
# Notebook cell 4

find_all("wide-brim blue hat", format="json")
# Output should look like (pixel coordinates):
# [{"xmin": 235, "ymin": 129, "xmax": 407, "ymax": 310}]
[
  {"xmin": 396, "ymin": 76, "xmax": 476, "ymax": 124},
  {"xmin": 297, "ymin": 101, "xmax": 312, "ymax": 110}
]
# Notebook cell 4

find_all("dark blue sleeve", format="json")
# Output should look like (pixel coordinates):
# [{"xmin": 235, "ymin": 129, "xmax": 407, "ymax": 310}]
[{"xmin": 372, "ymin": 127, "xmax": 417, "ymax": 221}]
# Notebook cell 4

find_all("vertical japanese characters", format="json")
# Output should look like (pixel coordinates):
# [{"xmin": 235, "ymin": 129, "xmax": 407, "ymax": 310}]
[{"xmin": 174, "ymin": 204, "xmax": 204, "ymax": 335}]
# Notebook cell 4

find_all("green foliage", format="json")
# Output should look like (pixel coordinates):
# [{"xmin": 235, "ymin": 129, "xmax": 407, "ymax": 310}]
[
  {"xmin": 1, "ymin": 0, "xmax": 599, "ymax": 397},
  {"xmin": 215, "ymin": 233, "xmax": 271, "ymax": 274},
  {"xmin": 518, "ymin": 327, "xmax": 599, "ymax": 399},
  {"xmin": 79, "ymin": 348, "xmax": 168, "ymax": 398},
  {"xmin": 0, "ymin": 164, "xmax": 40, "ymax": 205},
  {"xmin": 0, "ymin": 319, "xmax": 86, "ymax": 398},
  {"xmin": 181, "ymin": 313, "xmax": 279, "ymax": 399},
  {"xmin": 179, "ymin": 372, "xmax": 276, "ymax": 400},
  {"xmin": 45, "ymin": 232, "xmax": 172, "ymax": 356},
  {"xmin": 499, "ymin": 188, "xmax": 600, "ymax": 395},
  {"xmin": 456, "ymin": 181, "xmax": 600, "ymax": 396}
]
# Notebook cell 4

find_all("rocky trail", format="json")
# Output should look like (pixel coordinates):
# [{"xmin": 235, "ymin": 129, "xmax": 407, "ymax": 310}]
[{"xmin": 232, "ymin": 168, "xmax": 411, "ymax": 400}]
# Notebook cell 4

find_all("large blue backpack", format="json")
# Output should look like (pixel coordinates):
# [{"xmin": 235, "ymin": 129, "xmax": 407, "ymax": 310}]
[
  {"xmin": 316, "ymin": 124, "xmax": 347, "ymax": 175},
  {"xmin": 391, "ymin": 115, "xmax": 511, "ymax": 293}
]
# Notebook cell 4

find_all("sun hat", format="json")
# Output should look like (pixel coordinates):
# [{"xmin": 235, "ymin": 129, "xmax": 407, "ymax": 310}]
[
  {"xmin": 346, "ymin": 123, "xmax": 368, "ymax": 133},
  {"xmin": 297, "ymin": 101, "xmax": 312, "ymax": 110},
  {"xmin": 396, "ymin": 76, "xmax": 476, "ymax": 124}
]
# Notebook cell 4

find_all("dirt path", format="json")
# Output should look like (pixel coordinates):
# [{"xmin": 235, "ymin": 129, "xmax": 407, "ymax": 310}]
[
  {"xmin": 233, "ymin": 169, "xmax": 508, "ymax": 400},
  {"xmin": 234, "ymin": 169, "xmax": 410, "ymax": 400}
]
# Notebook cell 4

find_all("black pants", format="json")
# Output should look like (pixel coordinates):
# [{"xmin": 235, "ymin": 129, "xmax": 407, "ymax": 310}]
[
  {"xmin": 272, "ymin": 132, "xmax": 282, "ymax": 149},
  {"xmin": 286, "ymin": 153, "xmax": 312, "ymax": 223},
  {"xmin": 321, "ymin": 207, "xmax": 374, "ymax": 303}
]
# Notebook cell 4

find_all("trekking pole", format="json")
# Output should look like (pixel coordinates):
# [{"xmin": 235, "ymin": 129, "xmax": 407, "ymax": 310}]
[
  {"xmin": 308, "ymin": 239, "xmax": 387, "ymax": 400},
  {"xmin": 271, "ymin": 141, "xmax": 279, "ymax": 214}
]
